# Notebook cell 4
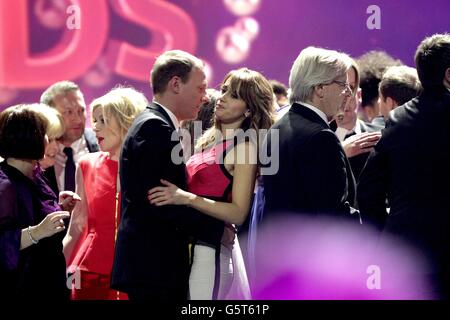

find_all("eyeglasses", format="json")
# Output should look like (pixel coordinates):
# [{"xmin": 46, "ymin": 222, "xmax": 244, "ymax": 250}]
[{"xmin": 330, "ymin": 80, "xmax": 352, "ymax": 94}]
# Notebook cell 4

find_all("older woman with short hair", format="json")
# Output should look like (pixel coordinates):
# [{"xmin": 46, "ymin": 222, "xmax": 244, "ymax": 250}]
[
  {"xmin": 35, "ymin": 104, "xmax": 65, "ymax": 170},
  {"xmin": 0, "ymin": 104, "xmax": 70, "ymax": 299},
  {"xmin": 29, "ymin": 104, "xmax": 81, "ymax": 213}
]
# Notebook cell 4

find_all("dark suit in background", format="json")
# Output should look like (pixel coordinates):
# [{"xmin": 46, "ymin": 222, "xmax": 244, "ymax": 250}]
[
  {"xmin": 358, "ymin": 88, "xmax": 450, "ymax": 298},
  {"xmin": 263, "ymin": 103, "xmax": 357, "ymax": 220},
  {"xmin": 344, "ymin": 119, "xmax": 384, "ymax": 182}
]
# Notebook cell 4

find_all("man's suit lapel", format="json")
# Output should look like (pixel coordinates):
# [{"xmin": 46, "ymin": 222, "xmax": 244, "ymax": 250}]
[
  {"xmin": 149, "ymin": 102, "xmax": 176, "ymax": 131},
  {"xmin": 344, "ymin": 156, "xmax": 356, "ymax": 206},
  {"xmin": 148, "ymin": 102, "xmax": 184, "ymax": 164},
  {"xmin": 292, "ymin": 103, "xmax": 356, "ymax": 205},
  {"xmin": 290, "ymin": 103, "xmax": 330, "ymax": 129},
  {"xmin": 340, "ymin": 123, "xmax": 357, "ymax": 205}
]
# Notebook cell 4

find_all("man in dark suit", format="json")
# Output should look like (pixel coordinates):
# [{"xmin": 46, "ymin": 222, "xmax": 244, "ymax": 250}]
[
  {"xmin": 111, "ymin": 50, "xmax": 224, "ymax": 300},
  {"xmin": 339, "ymin": 119, "xmax": 383, "ymax": 182},
  {"xmin": 40, "ymin": 82, "xmax": 98, "ymax": 239},
  {"xmin": 358, "ymin": 33, "xmax": 450, "ymax": 299},
  {"xmin": 262, "ymin": 46, "xmax": 358, "ymax": 221},
  {"xmin": 40, "ymin": 81, "xmax": 99, "ymax": 196},
  {"xmin": 349, "ymin": 66, "xmax": 420, "ymax": 180}
]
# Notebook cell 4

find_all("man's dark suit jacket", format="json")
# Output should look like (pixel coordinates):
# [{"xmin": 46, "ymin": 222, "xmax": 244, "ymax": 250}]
[
  {"xmin": 42, "ymin": 128, "xmax": 99, "ymax": 196},
  {"xmin": 111, "ymin": 103, "xmax": 223, "ymax": 300},
  {"xmin": 358, "ymin": 87, "xmax": 450, "ymax": 298},
  {"xmin": 345, "ymin": 118, "xmax": 384, "ymax": 182},
  {"xmin": 262, "ymin": 103, "xmax": 357, "ymax": 220}
]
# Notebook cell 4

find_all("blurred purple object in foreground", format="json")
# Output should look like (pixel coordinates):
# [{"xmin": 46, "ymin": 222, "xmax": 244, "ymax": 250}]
[{"xmin": 236, "ymin": 216, "xmax": 433, "ymax": 300}]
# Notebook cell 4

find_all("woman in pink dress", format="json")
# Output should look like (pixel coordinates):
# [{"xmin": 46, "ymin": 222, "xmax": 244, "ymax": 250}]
[
  {"xmin": 63, "ymin": 87, "xmax": 146, "ymax": 300},
  {"xmin": 148, "ymin": 68, "xmax": 276, "ymax": 299}
]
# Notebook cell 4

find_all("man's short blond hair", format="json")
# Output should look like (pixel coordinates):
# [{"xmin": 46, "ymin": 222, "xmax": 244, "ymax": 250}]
[
  {"xmin": 150, "ymin": 50, "xmax": 204, "ymax": 95},
  {"xmin": 379, "ymin": 66, "xmax": 422, "ymax": 105}
]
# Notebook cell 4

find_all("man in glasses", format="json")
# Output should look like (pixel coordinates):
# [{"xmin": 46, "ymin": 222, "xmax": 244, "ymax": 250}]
[
  {"xmin": 334, "ymin": 59, "xmax": 383, "ymax": 182},
  {"xmin": 262, "ymin": 46, "xmax": 360, "ymax": 222}
]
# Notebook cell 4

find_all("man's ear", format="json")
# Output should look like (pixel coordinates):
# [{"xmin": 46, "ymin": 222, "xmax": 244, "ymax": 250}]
[
  {"xmin": 314, "ymin": 84, "xmax": 325, "ymax": 99},
  {"xmin": 168, "ymin": 76, "xmax": 182, "ymax": 94},
  {"xmin": 386, "ymin": 96, "xmax": 398, "ymax": 110},
  {"xmin": 445, "ymin": 67, "xmax": 450, "ymax": 83},
  {"xmin": 356, "ymin": 88, "xmax": 362, "ymax": 104}
]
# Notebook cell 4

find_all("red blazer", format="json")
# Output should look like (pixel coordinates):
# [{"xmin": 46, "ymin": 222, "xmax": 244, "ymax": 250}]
[{"xmin": 71, "ymin": 152, "xmax": 120, "ymax": 275}]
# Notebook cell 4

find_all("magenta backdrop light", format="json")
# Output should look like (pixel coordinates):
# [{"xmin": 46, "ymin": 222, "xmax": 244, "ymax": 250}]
[{"xmin": 1, "ymin": 0, "xmax": 449, "ymax": 123}]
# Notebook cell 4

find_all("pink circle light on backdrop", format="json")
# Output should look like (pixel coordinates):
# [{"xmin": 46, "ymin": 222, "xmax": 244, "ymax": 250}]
[
  {"xmin": 216, "ymin": 27, "xmax": 250, "ymax": 64},
  {"xmin": 34, "ymin": 0, "xmax": 69, "ymax": 29},
  {"xmin": 235, "ymin": 17, "xmax": 259, "ymax": 41},
  {"xmin": 223, "ymin": 0, "xmax": 261, "ymax": 16}
]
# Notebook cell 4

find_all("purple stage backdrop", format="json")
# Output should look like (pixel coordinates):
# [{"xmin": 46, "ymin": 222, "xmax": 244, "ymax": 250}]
[{"xmin": 1, "ymin": 0, "xmax": 449, "ymax": 122}]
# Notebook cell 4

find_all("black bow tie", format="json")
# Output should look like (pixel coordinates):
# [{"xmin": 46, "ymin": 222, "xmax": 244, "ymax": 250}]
[{"xmin": 344, "ymin": 130, "xmax": 357, "ymax": 140}]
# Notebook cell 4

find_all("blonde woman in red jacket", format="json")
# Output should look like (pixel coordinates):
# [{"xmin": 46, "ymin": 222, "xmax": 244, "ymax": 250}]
[{"xmin": 63, "ymin": 87, "xmax": 146, "ymax": 300}]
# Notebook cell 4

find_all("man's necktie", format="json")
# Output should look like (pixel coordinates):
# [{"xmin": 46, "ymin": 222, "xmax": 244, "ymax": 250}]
[{"xmin": 63, "ymin": 147, "xmax": 76, "ymax": 192}]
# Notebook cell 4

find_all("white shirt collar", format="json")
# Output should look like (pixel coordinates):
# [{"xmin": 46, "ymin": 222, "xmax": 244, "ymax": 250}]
[
  {"xmin": 299, "ymin": 101, "xmax": 329, "ymax": 125},
  {"xmin": 58, "ymin": 136, "xmax": 87, "ymax": 154},
  {"xmin": 335, "ymin": 118, "xmax": 363, "ymax": 142},
  {"xmin": 335, "ymin": 127, "xmax": 349, "ymax": 142},
  {"xmin": 354, "ymin": 119, "xmax": 363, "ymax": 135},
  {"xmin": 153, "ymin": 101, "xmax": 180, "ymax": 129}
]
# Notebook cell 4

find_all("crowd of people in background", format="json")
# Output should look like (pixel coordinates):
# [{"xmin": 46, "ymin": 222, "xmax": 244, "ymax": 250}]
[{"xmin": 0, "ymin": 33, "xmax": 449, "ymax": 300}]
